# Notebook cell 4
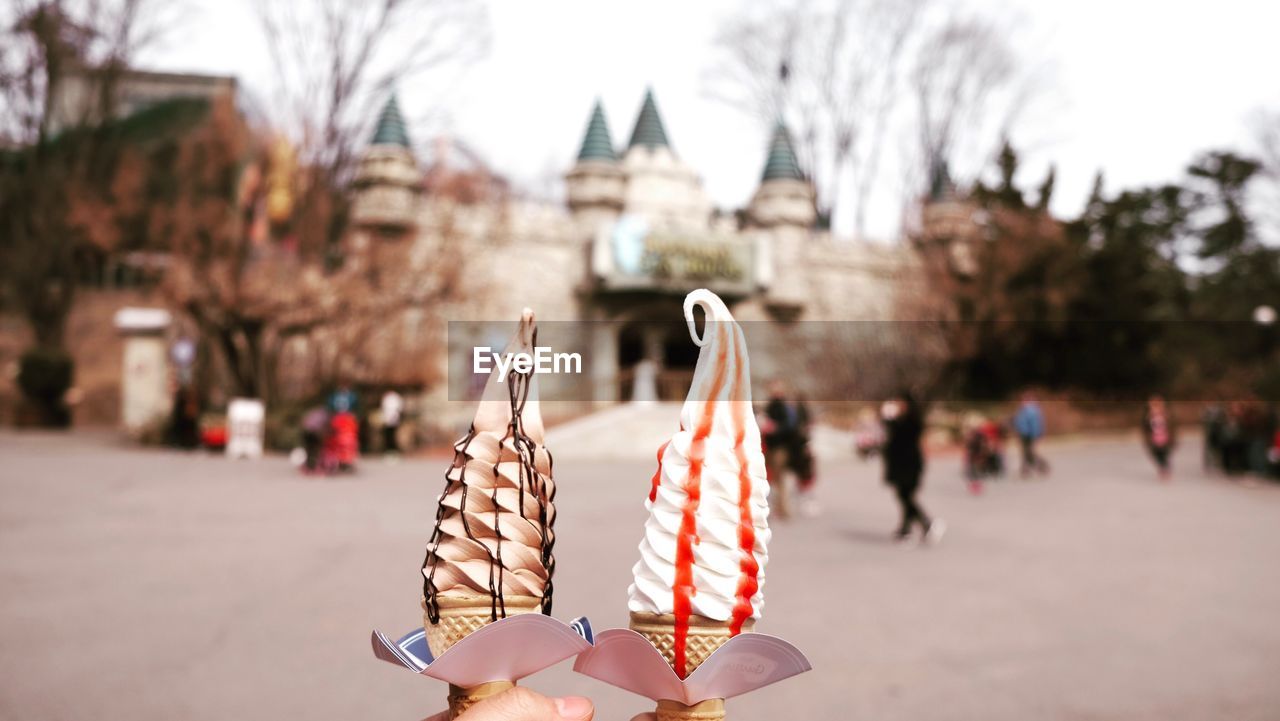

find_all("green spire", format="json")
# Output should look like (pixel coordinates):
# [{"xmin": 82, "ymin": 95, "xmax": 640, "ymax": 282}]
[
  {"xmin": 371, "ymin": 94, "xmax": 411, "ymax": 148},
  {"xmin": 576, "ymin": 99, "xmax": 617, "ymax": 162},
  {"xmin": 761, "ymin": 121, "xmax": 804, "ymax": 182},
  {"xmin": 928, "ymin": 154, "xmax": 954, "ymax": 200},
  {"xmin": 627, "ymin": 88, "xmax": 671, "ymax": 151}
]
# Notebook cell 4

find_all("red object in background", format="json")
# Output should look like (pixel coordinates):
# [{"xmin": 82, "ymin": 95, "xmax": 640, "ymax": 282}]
[
  {"xmin": 980, "ymin": 420, "xmax": 1004, "ymax": 449},
  {"xmin": 202, "ymin": 426, "xmax": 228, "ymax": 450},
  {"xmin": 326, "ymin": 412, "xmax": 359, "ymax": 468}
]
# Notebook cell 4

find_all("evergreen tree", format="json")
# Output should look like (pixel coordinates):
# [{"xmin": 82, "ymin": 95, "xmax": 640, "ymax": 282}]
[{"xmin": 1187, "ymin": 151, "xmax": 1262, "ymax": 259}]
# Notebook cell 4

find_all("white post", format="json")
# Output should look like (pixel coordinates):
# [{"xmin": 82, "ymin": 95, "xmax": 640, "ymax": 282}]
[
  {"xmin": 226, "ymin": 398, "xmax": 266, "ymax": 459},
  {"xmin": 113, "ymin": 307, "xmax": 172, "ymax": 438}
]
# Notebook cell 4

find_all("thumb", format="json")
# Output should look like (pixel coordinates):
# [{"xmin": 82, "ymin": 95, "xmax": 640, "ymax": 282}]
[{"xmin": 459, "ymin": 687, "xmax": 594, "ymax": 721}]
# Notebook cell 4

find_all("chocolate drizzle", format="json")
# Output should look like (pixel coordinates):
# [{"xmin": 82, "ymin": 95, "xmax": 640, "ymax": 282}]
[{"xmin": 421, "ymin": 325, "xmax": 556, "ymax": 624}]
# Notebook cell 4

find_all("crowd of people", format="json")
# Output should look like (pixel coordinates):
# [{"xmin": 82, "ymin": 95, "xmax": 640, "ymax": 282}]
[
  {"xmin": 757, "ymin": 384, "xmax": 1280, "ymax": 547},
  {"xmin": 297, "ymin": 384, "xmax": 406, "ymax": 475},
  {"xmin": 759, "ymin": 382, "xmax": 946, "ymax": 545},
  {"xmin": 959, "ymin": 393, "xmax": 1051, "ymax": 494},
  {"xmin": 1201, "ymin": 400, "xmax": 1279, "ymax": 478}
]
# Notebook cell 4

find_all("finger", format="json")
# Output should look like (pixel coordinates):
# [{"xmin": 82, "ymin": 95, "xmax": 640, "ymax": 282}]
[
  {"xmin": 420, "ymin": 712, "xmax": 449, "ymax": 721},
  {"xmin": 553, "ymin": 696, "xmax": 594, "ymax": 721},
  {"xmin": 459, "ymin": 687, "xmax": 594, "ymax": 721}
]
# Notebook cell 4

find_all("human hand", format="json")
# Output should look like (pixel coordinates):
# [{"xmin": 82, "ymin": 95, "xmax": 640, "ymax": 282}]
[{"xmin": 421, "ymin": 688, "xmax": 594, "ymax": 721}]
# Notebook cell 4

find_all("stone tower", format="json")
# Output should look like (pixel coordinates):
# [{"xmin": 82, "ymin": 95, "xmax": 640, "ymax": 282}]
[
  {"xmin": 918, "ymin": 157, "xmax": 981, "ymax": 276},
  {"xmin": 351, "ymin": 94, "xmax": 422, "ymax": 234},
  {"xmin": 564, "ymin": 99, "xmax": 625, "ymax": 230},
  {"xmin": 620, "ymin": 88, "xmax": 712, "ymax": 231},
  {"xmin": 747, "ymin": 121, "xmax": 816, "ymax": 229},
  {"xmin": 746, "ymin": 121, "xmax": 816, "ymax": 310}
]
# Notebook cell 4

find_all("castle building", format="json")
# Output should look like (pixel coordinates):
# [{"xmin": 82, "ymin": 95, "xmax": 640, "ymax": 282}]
[{"xmin": 349, "ymin": 89, "xmax": 917, "ymax": 412}]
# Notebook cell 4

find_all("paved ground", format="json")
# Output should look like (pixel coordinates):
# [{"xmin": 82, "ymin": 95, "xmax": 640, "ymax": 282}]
[{"xmin": 1, "ymin": 430, "xmax": 1278, "ymax": 721}]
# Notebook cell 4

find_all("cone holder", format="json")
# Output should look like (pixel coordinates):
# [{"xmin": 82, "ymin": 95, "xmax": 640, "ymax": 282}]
[
  {"xmin": 573, "ymin": 627, "xmax": 810, "ymax": 708},
  {"xmin": 371, "ymin": 614, "xmax": 593, "ymax": 688}
]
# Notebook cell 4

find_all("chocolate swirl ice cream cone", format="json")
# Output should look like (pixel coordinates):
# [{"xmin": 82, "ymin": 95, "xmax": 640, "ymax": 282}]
[{"xmin": 420, "ymin": 308, "xmax": 557, "ymax": 666}]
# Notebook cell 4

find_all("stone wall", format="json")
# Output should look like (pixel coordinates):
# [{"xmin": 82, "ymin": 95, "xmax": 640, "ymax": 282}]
[{"xmin": 0, "ymin": 289, "xmax": 163, "ymax": 426}]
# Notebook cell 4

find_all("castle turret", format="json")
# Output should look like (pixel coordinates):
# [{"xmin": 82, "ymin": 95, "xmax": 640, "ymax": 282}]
[
  {"xmin": 565, "ymin": 99, "xmax": 625, "ymax": 228},
  {"xmin": 351, "ymin": 94, "xmax": 422, "ymax": 233},
  {"xmin": 918, "ymin": 156, "xmax": 981, "ymax": 276},
  {"xmin": 620, "ymin": 88, "xmax": 712, "ymax": 231},
  {"xmin": 746, "ymin": 121, "xmax": 816, "ymax": 229}
]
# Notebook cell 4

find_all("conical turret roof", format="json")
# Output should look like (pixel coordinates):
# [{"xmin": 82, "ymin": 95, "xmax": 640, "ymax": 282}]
[
  {"xmin": 928, "ymin": 155, "xmax": 954, "ymax": 200},
  {"xmin": 760, "ymin": 121, "xmax": 804, "ymax": 182},
  {"xmin": 576, "ymin": 99, "xmax": 617, "ymax": 162},
  {"xmin": 627, "ymin": 88, "xmax": 671, "ymax": 151},
  {"xmin": 371, "ymin": 94, "xmax": 411, "ymax": 148}
]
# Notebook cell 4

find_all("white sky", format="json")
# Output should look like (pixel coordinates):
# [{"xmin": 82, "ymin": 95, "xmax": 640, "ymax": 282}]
[{"xmin": 148, "ymin": 0, "xmax": 1279, "ymax": 242}]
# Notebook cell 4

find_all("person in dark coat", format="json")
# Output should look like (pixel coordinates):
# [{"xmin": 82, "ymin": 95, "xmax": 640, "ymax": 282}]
[
  {"xmin": 762, "ymin": 379, "xmax": 800, "ymax": 519},
  {"xmin": 882, "ymin": 391, "xmax": 944, "ymax": 543},
  {"xmin": 788, "ymin": 398, "xmax": 819, "ymax": 517},
  {"xmin": 169, "ymin": 384, "xmax": 201, "ymax": 449}
]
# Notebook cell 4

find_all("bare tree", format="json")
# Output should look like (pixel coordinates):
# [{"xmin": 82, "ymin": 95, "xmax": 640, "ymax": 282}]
[
  {"xmin": 155, "ymin": 98, "xmax": 474, "ymax": 405},
  {"xmin": 707, "ymin": 0, "xmax": 1041, "ymax": 240},
  {"xmin": 1249, "ymin": 108, "xmax": 1280, "ymax": 244},
  {"xmin": 150, "ymin": 1, "xmax": 489, "ymax": 407},
  {"xmin": 0, "ymin": 0, "xmax": 172, "ymax": 349},
  {"xmin": 910, "ymin": 15, "xmax": 1015, "ymax": 191},
  {"xmin": 706, "ymin": 0, "xmax": 930, "ymax": 236},
  {"xmin": 252, "ymin": 0, "xmax": 490, "ymax": 260}
]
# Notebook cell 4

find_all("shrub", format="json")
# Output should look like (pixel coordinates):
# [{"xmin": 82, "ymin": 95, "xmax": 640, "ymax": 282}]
[{"xmin": 16, "ymin": 346, "xmax": 74, "ymax": 427}]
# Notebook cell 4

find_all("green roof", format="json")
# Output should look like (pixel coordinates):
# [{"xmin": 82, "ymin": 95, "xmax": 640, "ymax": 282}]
[
  {"xmin": 371, "ymin": 94, "xmax": 411, "ymax": 148},
  {"xmin": 627, "ymin": 88, "xmax": 671, "ymax": 151},
  {"xmin": 761, "ymin": 121, "xmax": 804, "ymax": 182},
  {"xmin": 928, "ymin": 155, "xmax": 954, "ymax": 200},
  {"xmin": 576, "ymin": 99, "xmax": 617, "ymax": 162}
]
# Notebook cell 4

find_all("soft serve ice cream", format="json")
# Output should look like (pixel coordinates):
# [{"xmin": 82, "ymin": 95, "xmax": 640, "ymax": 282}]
[
  {"xmin": 421, "ymin": 309, "xmax": 556, "ymax": 655},
  {"xmin": 628, "ymin": 289, "xmax": 771, "ymax": 679}
]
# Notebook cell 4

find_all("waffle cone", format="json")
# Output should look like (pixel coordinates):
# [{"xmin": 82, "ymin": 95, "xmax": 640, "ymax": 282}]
[
  {"xmin": 656, "ymin": 698, "xmax": 726, "ymax": 721},
  {"xmin": 629, "ymin": 612, "xmax": 755, "ymax": 677},
  {"xmin": 447, "ymin": 680, "xmax": 514, "ymax": 720},
  {"xmin": 423, "ymin": 595, "xmax": 542, "ymax": 658}
]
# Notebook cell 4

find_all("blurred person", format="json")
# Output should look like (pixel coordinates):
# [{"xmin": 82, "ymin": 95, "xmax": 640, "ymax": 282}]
[
  {"xmin": 1012, "ymin": 392, "xmax": 1049, "ymax": 478},
  {"xmin": 327, "ymin": 409, "xmax": 360, "ymax": 473},
  {"xmin": 168, "ymin": 384, "xmax": 200, "ymax": 449},
  {"xmin": 853, "ymin": 406, "xmax": 885, "ymax": 459},
  {"xmin": 790, "ymin": 396, "xmax": 819, "ymax": 517},
  {"xmin": 419, "ymin": 687, "xmax": 594, "ymax": 721},
  {"xmin": 381, "ymin": 388, "xmax": 404, "ymax": 460},
  {"xmin": 1221, "ymin": 401, "xmax": 1249, "ymax": 474},
  {"xmin": 980, "ymin": 416, "xmax": 1006, "ymax": 478},
  {"xmin": 962, "ymin": 413, "xmax": 987, "ymax": 495},
  {"xmin": 1244, "ymin": 401, "xmax": 1276, "ymax": 476},
  {"xmin": 1201, "ymin": 403, "xmax": 1226, "ymax": 472},
  {"xmin": 963, "ymin": 412, "xmax": 1003, "ymax": 494},
  {"xmin": 1269, "ymin": 426, "xmax": 1280, "ymax": 479},
  {"xmin": 762, "ymin": 379, "xmax": 800, "ymax": 519},
  {"xmin": 301, "ymin": 404, "xmax": 329, "ymax": 474},
  {"xmin": 1142, "ymin": 395, "xmax": 1176, "ymax": 481},
  {"xmin": 882, "ymin": 391, "xmax": 944, "ymax": 544},
  {"xmin": 329, "ymin": 381, "xmax": 358, "ymax": 414}
]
